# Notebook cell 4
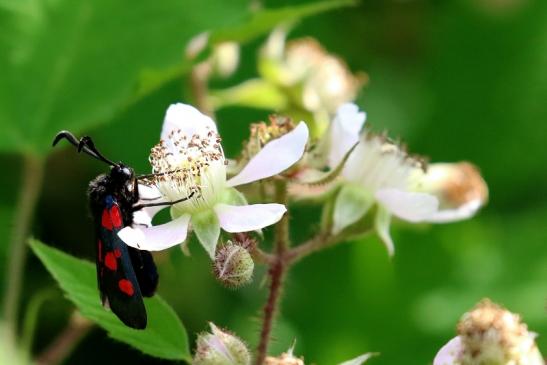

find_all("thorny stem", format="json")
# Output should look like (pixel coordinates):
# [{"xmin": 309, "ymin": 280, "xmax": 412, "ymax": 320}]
[
  {"xmin": 35, "ymin": 312, "xmax": 93, "ymax": 365},
  {"xmin": 2, "ymin": 154, "xmax": 45, "ymax": 349},
  {"xmin": 255, "ymin": 181, "xmax": 290, "ymax": 365}
]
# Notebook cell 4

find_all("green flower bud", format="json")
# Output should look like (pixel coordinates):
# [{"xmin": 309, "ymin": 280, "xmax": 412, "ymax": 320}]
[
  {"xmin": 193, "ymin": 323, "xmax": 251, "ymax": 365},
  {"xmin": 213, "ymin": 242, "xmax": 254, "ymax": 289}
]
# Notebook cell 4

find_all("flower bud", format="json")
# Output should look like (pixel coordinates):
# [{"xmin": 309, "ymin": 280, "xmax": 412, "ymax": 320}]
[
  {"xmin": 193, "ymin": 323, "xmax": 251, "ymax": 365},
  {"xmin": 213, "ymin": 241, "xmax": 254, "ymax": 288},
  {"xmin": 211, "ymin": 42, "xmax": 240, "ymax": 78},
  {"xmin": 456, "ymin": 299, "xmax": 543, "ymax": 365}
]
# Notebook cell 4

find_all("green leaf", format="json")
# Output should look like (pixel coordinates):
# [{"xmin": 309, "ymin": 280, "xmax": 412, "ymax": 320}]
[
  {"xmin": 30, "ymin": 239, "xmax": 190, "ymax": 360},
  {"xmin": 0, "ymin": 0, "xmax": 248, "ymax": 155},
  {"xmin": 209, "ymin": 0, "xmax": 357, "ymax": 44}
]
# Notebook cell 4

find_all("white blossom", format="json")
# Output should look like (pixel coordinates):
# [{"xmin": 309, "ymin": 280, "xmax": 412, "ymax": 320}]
[{"xmin": 119, "ymin": 103, "xmax": 309, "ymax": 258}]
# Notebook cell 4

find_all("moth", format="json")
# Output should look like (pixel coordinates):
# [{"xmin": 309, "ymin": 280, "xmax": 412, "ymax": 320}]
[{"xmin": 53, "ymin": 131, "xmax": 189, "ymax": 329}]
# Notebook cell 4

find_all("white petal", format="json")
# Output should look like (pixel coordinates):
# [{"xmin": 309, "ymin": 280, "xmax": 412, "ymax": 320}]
[
  {"xmin": 433, "ymin": 336, "xmax": 462, "ymax": 365},
  {"xmin": 375, "ymin": 206, "xmax": 395, "ymax": 256},
  {"xmin": 138, "ymin": 184, "xmax": 162, "ymax": 200},
  {"xmin": 161, "ymin": 103, "xmax": 217, "ymax": 141},
  {"xmin": 192, "ymin": 211, "xmax": 221, "ymax": 259},
  {"xmin": 214, "ymin": 203, "xmax": 286, "ymax": 232},
  {"xmin": 118, "ymin": 214, "xmax": 191, "ymax": 251},
  {"xmin": 226, "ymin": 122, "xmax": 309, "ymax": 187},
  {"xmin": 338, "ymin": 353, "xmax": 377, "ymax": 365},
  {"xmin": 332, "ymin": 184, "xmax": 373, "ymax": 234},
  {"xmin": 425, "ymin": 199, "xmax": 482, "ymax": 223},
  {"xmin": 329, "ymin": 103, "xmax": 366, "ymax": 168},
  {"xmin": 375, "ymin": 188, "xmax": 439, "ymax": 223},
  {"xmin": 134, "ymin": 184, "xmax": 167, "ymax": 226}
]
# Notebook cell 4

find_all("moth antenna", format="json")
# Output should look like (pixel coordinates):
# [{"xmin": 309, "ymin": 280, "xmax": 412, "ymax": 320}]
[{"xmin": 52, "ymin": 130, "xmax": 116, "ymax": 166}]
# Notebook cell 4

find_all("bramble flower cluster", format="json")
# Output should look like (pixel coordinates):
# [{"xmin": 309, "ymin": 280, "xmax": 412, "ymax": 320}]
[{"xmin": 114, "ymin": 28, "xmax": 490, "ymax": 365}]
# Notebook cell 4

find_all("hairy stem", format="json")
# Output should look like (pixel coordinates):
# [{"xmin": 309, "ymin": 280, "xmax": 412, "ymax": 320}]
[
  {"xmin": 35, "ymin": 312, "xmax": 93, "ymax": 365},
  {"xmin": 2, "ymin": 154, "xmax": 45, "ymax": 348},
  {"xmin": 255, "ymin": 181, "xmax": 290, "ymax": 365}
]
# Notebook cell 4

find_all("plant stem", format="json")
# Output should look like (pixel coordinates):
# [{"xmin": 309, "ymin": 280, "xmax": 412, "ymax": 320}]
[
  {"xmin": 255, "ymin": 181, "xmax": 290, "ymax": 365},
  {"xmin": 189, "ymin": 62, "xmax": 214, "ymax": 117},
  {"xmin": 35, "ymin": 312, "xmax": 93, "ymax": 365},
  {"xmin": 286, "ymin": 230, "xmax": 372, "ymax": 265},
  {"xmin": 2, "ymin": 154, "xmax": 45, "ymax": 348}
]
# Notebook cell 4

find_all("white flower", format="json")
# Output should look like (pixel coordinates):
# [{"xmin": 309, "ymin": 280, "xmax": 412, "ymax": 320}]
[
  {"xmin": 434, "ymin": 299, "xmax": 544, "ymax": 365},
  {"xmin": 330, "ymin": 104, "xmax": 487, "ymax": 255},
  {"xmin": 119, "ymin": 103, "xmax": 309, "ymax": 258}
]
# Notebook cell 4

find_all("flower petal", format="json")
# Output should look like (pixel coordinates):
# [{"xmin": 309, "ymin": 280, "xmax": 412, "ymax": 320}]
[
  {"xmin": 375, "ymin": 188, "xmax": 439, "ymax": 223},
  {"xmin": 138, "ymin": 184, "xmax": 162, "ymax": 200},
  {"xmin": 433, "ymin": 336, "xmax": 462, "ymax": 365},
  {"xmin": 329, "ymin": 103, "xmax": 366, "ymax": 168},
  {"xmin": 192, "ymin": 210, "xmax": 221, "ymax": 259},
  {"xmin": 214, "ymin": 203, "xmax": 286, "ymax": 232},
  {"xmin": 375, "ymin": 206, "xmax": 395, "ymax": 256},
  {"xmin": 425, "ymin": 199, "xmax": 483, "ymax": 223},
  {"xmin": 161, "ymin": 103, "xmax": 217, "ymax": 141},
  {"xmin": 226, "ymin": 122, "xmax": 309, "ymax": 187},
  {"xmin": 118, "ymin": 214, "xmax": 191, "ymax": 251},
  {"xmin": 332, "ymin": 184, "xmax": 373, "ymax": 234},
  {"xmin": 338, "ymin": 353, "xmax": 377, "ymax": 365}
]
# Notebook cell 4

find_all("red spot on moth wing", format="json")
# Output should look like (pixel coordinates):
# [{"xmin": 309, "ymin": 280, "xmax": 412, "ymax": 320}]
[
  {"xmin": 113, "ymin": 248, "xmax": 122, "ymax": 258},
  {"xmin": 98, "ymin": 240, "xmax": 103, "ymax": 262},
  {"xmin": 105, "ymin": 252, "xmax": 117, "ymax": 271},
  {"xmin": 118, "ymin": 279, "xmax": 134, "ymax": 296},
  {"xmin": 101, "ymin": 209, "xmax": 113, "ymax": 230},
  {"xmin": 110, "ymin": 205, "xmax": 123, "ymax": 228}
]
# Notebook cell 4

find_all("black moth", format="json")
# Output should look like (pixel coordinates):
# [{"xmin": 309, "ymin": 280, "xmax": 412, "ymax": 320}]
[{"xmin": 53, "ymin": 131, "xmax": 190, "ymax": 329}]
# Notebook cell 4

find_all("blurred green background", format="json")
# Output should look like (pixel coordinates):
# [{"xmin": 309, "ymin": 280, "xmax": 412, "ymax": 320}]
[{"xmin": 1, "ymin": 0, "xmax": 547, "ymax": 364}]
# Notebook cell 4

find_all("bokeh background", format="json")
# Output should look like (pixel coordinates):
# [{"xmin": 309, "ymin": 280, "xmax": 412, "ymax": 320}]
[{"xmin": 1, "ymin": 0, "xmax": 547, "ymax": 364}]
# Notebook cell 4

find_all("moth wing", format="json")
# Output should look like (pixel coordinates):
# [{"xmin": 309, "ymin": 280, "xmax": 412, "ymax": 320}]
[{"xmin": 96, "ymin": 196, "xmax": 147, "ymax": 329}]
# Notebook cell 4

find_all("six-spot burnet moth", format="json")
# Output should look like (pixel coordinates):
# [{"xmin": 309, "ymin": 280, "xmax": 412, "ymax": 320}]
[{"xmin": 53, "ymin": 131, "xmax": 192, "ymax": 329}]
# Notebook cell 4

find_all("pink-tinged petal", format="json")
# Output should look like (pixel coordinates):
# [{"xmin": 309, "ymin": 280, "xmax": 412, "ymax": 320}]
[
  {"xmin": 375, "ymin": 206, "xmax": 395, "ymax": 256},
  {"xmin": 434, "ymin": 336, "xmax": 462, "ymax": 365},
  {"xmin": 329, "ymin": 103, "xmax": 366, "ymax": 168},
  {"xmin": 214, "ymin": 203, "xmax": 286, "ymax": 232},
  {"xmin": 118, "ymin": 214, "xmax": 191, "ymax": 251},
  {"xmin": 425, "ymin": 199, "xmax": 482, "ymax": 223},
  {"xmin": 375, "ymin": 188, "xmax": 439, "ymax": 223},
  {"xmin": 161, "ymin": 103, "xmax": 217, "ymax": 141},
  {"xmin": 226, "ymin": 122, "xmax": 309, "ymax": 187}
]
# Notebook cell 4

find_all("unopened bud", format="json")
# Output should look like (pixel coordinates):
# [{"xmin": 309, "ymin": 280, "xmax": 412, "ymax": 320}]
[
  {"xmin": 211, "ymin": 42, "xmax": 240, "ymax": 78},
  {"xmin": 457, "ymin": 299, "xmax": 544, "ymax": 365},
  {"xmin": 213, "ymin": 242, "xmax": 254, "ymax": 288},
  {"xmin": 193, "ymin": 323, "xmax": 251, "ymax": 365}
]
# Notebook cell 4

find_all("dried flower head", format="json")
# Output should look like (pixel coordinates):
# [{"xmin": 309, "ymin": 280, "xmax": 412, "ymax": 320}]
[{"xmin": 434, "ymin": 299, "xmax": 544, "ymax": 365}]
